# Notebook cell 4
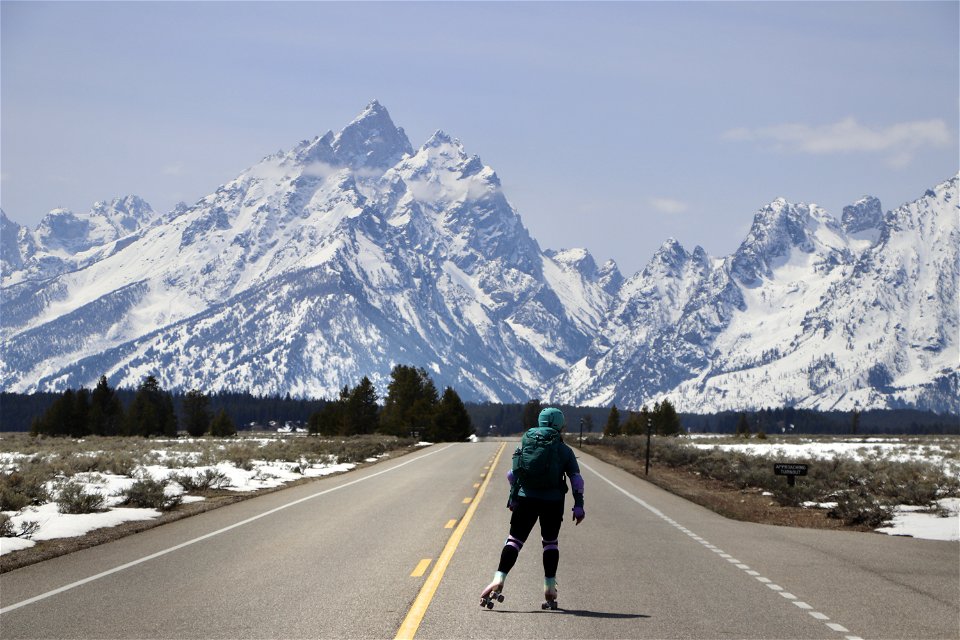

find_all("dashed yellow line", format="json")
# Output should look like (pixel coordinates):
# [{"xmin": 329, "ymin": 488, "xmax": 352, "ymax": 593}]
[
  {"xmin": 444, "ymin": 519, "xmax": 457, "ymax": 529},
  {"xmin": 410, "ymin": 559, "xmax": 432, "ymax": 578},
  {"xmin": 395, "ymin": 443, "xmax": 506, "ymax": 640}
]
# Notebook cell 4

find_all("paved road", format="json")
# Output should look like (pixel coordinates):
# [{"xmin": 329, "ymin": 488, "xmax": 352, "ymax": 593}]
[{"xmin": 1, "ymin": 442, "xmax": 957, "ymax": 639}]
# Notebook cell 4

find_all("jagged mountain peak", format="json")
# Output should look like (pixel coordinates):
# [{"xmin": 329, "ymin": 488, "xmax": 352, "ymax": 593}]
[
  {"xmin": 35, "ymin": 196, "xmax": 156, "ymax": 251},
  {"xmin": 547, "ymin": 248, "xmax": 598, "ymax": 277},
  {"xmin": 652, "ymin": 237, "xmax": 688, "ymax": 260},
  {"xmin": 331, "ymin": 101, "xmax": 413, "ymax": 172},
  {"xmin": 89, "ymin": 195, "xmax": 156, "ymax": 232},
  {"xmin": 730, "ymin": 198, "xmax": 839, "ymax": 285},
  {"xmin": 842, "ymin": 195, "xmax": 883, "ymax": 236},
  {"xmin": 425, "ymin": 130, "xmax": 455, "ymax": 147}
]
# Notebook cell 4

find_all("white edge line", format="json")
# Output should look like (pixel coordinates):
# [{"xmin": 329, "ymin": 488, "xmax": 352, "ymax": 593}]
[
  {"xmin": 580, "ymin": 460, "xmax": 861, "ymax": 639},
  {"xmin": 1, "ymin": 444, "xmax": 456, "ymax": 616}
]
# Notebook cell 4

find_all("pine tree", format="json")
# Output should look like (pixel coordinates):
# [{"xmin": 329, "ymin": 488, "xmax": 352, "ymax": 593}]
[
  {"xmin": 521, "ymin": 399, "xmax": 542, "ymax": 431},
  {"xmin": 583, "ymin": 414, "xmax": 595, "ymax": 434},
  {"xmin": 127, "ymin": 376, "xmax": 178, "ymax": 437},
  {"xmin": 604, "ymin": 405, "xmax": 622, "ymax": 437},
  {"xmin": 183, "ymin": 389, "xmax": 212, "ymax": 437},
  {"xmin": 210, "ymin": 409, "xmax": 237, "ymax": 437},
  {"xmin": 622, "ymin": 410, "xmax": 644, "ymax": 436},
  {"xmin": 309, "ymin": 400, "xmax": 343, "ymax": 436},
  {"xmin": 31, "ymin": 389, "xmax": 75, "ymax": 437},
  {"xmin": 654, "ymin": 399, "xmax": 682, "ymax": 436},
  {"xmin": 431, "ymin": 387, "xmax": 473, "ymax": 442},
  {"xmin": 736, "ymin": 413, "xmax": 751, "ymax": 438},
  {"xmin": 89, "ymin": 376, "xmax": 124, "ymax": 436},
  {"xmin": 379, "ymin": 365, "xmax": 439, "ymax": 438},
  {"xmin": 69, "ymin": 388, "xmax": 91, "ymax": 438},
  {"xmin": 343, "ymin": 377, "xmax": 379, "ymax": 435}
]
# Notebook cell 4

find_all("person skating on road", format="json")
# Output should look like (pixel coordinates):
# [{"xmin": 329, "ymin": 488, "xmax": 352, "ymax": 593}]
[{"xmin": 480, "ymin": 407, "xmax": 585, "ymax": 610}]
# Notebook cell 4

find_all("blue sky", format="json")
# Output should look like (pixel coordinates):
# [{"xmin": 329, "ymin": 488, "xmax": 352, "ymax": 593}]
[{"xmin": 2, "ymin": 1, "xmax": 957, "ymax": 276}]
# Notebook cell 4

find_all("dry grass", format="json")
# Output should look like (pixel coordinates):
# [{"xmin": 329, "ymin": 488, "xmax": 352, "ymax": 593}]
[{"xmin": 581, "ymin": 443, "xmax": 867, "ymax": 532}]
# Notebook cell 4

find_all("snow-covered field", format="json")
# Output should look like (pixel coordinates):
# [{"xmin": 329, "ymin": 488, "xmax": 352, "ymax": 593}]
[
  {"xmin": 688, "ymin": 435, "xmax": 960, "ymax": 541},
  {"xmin": 0, "ymin": 435, "xmax": 424, "ymax": 557}
]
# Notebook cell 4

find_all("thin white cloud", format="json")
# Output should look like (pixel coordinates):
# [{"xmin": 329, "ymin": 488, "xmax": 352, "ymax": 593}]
[
  {"xmin": 649, "ymin": 197, "xmax": 689, "ymax": 215},
  {"xmin": 723, "ymin": 117, "xmax": 952, "ymax": 166},
  {"xmin": 162, "ymin": 163, "xmax": 184, "ymax": 176}
]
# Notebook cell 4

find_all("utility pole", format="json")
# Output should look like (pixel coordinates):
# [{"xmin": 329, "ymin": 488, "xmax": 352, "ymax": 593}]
[
  {"xmin": 579, "ymin": 417, "xmax": 584, "ymax": 448},
  {"xmin": 645, "ymin": 413, "xmax": 652, "ymax": 475}
]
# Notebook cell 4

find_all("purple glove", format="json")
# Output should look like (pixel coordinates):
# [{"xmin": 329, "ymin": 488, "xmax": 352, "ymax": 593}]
[
  {"xmin": 507, "ymin": 469, "xmax": 516, "ymax": 486},
  {"xmin": 572, "ymin": 505, "xmax": 585, "ymax": 525}
]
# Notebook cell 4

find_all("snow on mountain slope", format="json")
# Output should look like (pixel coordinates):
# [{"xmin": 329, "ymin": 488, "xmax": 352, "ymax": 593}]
[
  {"xmin": 1, "ymin": 101, "xmax": 955, "ymax": 413},
  {"xmin": 0, "ymin": 102, "xmax": 614, "ymax": 400},
  {"xmin": 546, "ymin": 176, "xmax": 959, "ymax": 414},
  {"xmin": 1, "ymin": 196, "xmax": 156, "ymax": 287}
]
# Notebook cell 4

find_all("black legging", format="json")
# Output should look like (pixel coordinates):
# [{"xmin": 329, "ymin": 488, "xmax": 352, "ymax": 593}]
[{"xmin": 497, "ymin": 496, "xmax": 564, "ymax": 579}]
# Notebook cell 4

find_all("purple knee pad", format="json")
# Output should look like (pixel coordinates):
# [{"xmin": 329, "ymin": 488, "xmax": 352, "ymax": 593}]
[
  {"xmin": 542, "ymin": 538, "xmax": 559, "ymax": 552},
  {"xmin": 505, "ymin": 535, "xmax": 524, "ymax": 551}
]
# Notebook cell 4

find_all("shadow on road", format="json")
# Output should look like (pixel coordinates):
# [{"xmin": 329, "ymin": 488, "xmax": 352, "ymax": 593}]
[
  {"xmin": 555, "ymin": 608, "xmax": 650, "ymax": 619},
  {"xmin": 489, "ymin": 609, "xmax": 650, "ymax": 619}
]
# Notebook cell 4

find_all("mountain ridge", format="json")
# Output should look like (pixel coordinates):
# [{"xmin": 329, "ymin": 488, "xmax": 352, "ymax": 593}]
[{"xmin": 2, "ymin": 103, "xmax": 956, "ymax": 414}]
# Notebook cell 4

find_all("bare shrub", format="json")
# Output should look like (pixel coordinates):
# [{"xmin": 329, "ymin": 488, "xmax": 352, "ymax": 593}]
[
  {"xmin": 221, "ymin": 444, "xmax": 258, "ymax": 471},
  {"xmin": 170, "ymin": 468, "xmax": 231, "ymax": 492},
  {"xmin": 0, "ymin": 514, "xmax": 41, "ymax": 539},
  {"xmin": 55, "ymin": 480, "xmax": 107, "ymax": 514},
  {"xmin": 827, "ymin": 489, "xmax": 893, "ymax": 527},
  {"xmin": 67, "ymin": 451, "xmax": 139, "ymax": 477},
  {"xmin": 120, "ymin": 477, "xmax": 182, "ymax": 511}
]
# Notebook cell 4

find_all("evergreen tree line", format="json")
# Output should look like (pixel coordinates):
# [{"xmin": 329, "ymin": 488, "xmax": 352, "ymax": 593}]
[
  {"xmin": 5, "ymin": 381, "xmax": 955, "ymax": 437},
  {"xmin": 29, "ymin": 376, "xmax": 237, "ymax": 438},
  {"xmin": 680, "ymin": 407, "xmax": 959, "ymax": 435},
  {"xmin": 25, "ymin": 366, "xmax": 474, "ymax": 441},
  {"xmin": 601, "ymin": 400, "xmax": 683, "ymax": 437},
  {"xmin": 2, "ymin": 389, "xmax": 327, "ymax": 433},
  {"xmin": 308, "ymin": 365, "xmax": 473, "ymax": 442}
]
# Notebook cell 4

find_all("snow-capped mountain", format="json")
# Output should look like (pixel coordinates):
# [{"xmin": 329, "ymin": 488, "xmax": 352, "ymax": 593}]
[
  {"xmin": 1, "ymin": 196, "xmax": 157, "ymax": 286},
  {"xmin": 0, "ymin": 102, "xmax": 614, "ymax": 400},
  {"xmin": 1, "ymin": 102, "xmax": 956, "ymax": 414},
  {"xmin": 545, "ymin": 176, "xmax": 959, "ymax": 413}
]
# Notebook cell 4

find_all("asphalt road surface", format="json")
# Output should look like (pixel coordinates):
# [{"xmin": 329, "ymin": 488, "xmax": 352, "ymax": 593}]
[{"xmin": 1, "ymin": 441, "xmax": 957, "ymax": 639}]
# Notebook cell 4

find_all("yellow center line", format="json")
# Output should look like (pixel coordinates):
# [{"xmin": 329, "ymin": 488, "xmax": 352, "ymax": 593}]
[
  {"xmin": 444, "ymin": 519, "xmax": 457, "ymax": 529},
  {"xmin": 395, "ymin": 442, "xmax": 506, "ymax": 640},
  {"xmin": 410, "ymin": 559, "xmax": 432, "ymax": 578},
  {"xmin": 462, "ymin": 497, "xmax": 472, "ymax": 504}
]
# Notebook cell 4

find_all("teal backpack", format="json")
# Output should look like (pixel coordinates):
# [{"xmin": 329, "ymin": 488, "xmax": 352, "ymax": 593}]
[{"xmin": 512, "ymin": 426, "xmax": 564, "ymax": 491}]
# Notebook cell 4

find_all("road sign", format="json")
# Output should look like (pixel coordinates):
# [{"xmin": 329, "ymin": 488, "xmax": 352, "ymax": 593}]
[
  {"xmin": 774, "ymin": 463, "xmax": 808, "ymax": 476},
  {"xmin": 774, "ymin": 463, "xmax": 808, "ymax": 486}
]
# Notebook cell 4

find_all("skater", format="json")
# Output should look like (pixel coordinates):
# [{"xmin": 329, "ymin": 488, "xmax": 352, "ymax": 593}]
[{"xmin": 480, "ymin": 407, "xmax": 585, "ymax": 610}]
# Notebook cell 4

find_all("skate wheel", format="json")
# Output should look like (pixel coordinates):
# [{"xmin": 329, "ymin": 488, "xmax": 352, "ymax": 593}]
[
  {"xmin": 486, "ymin": 601, "xmax": 494, "ymax": 609},
  {"xmin": 496, "ymin": 594, "xmax": 504, "ymax": 603}
]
